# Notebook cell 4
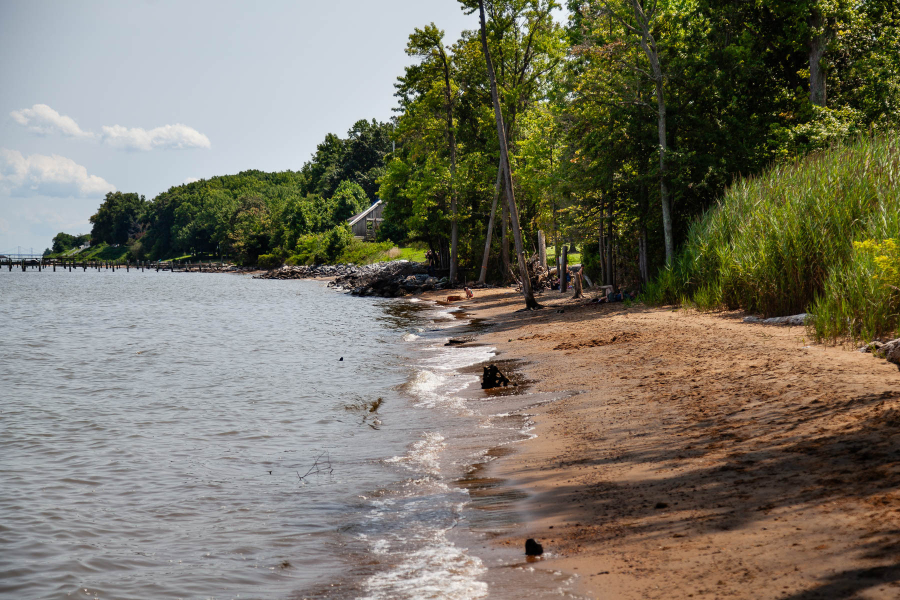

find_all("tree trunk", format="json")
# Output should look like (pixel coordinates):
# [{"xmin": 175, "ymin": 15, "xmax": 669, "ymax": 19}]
[
  {"xmin": 572, "ymin": 268, "xmax": 584, "ymax": 299},
  {"xmin": 632, "ymin": 0, "xmax": 674, "ymax": 265},
  {"xmin": 479, "ymin": 0, "xmax": 539, "ymax": 309},
  {"xmin": 439, "ymin": 47, "xmax": 460, "ymax": 283},
  {"xmin": 604, "ymin": 206, "xmax": 613, "ymax": 287},
  {"xmin": 809, "ymin": 9, "xmax": 827, "ymax": 107},
  {"xmin": 501, "ymin": 191, "xmax": 510, "ymax": 283},
  {"xmin": 477, "ymin": 159, "xmax": 504, "ymax": 285},
  {"xmin": 538, "ymin": 230, "xmax": 547, "ymax": 271},
  {"xmin": 561, "ymin": 245, "xmax": 569, "ymax": 293},
  {"xmin": 639, "ymin": 226, "xmax": 649, "ymax": 286}
]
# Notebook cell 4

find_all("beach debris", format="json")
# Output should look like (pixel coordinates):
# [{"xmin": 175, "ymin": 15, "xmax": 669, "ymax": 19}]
[
  {"xmin": 445, "ymin": 336, "xmax": 475, "ymax": 346},
  {"xmin": 742, "ymin": 313, "xmax": 808, "ymax": 326},
  {"xmin": 297, "ymin": 451, "xmax": 333, "ymax": 483},
  {"xmin": 525, "ymin": 538, "xmax": 544, "ymax": 556},
  {"xmin": 447, "ymin": 295, "xmax": 464, "ymax": 302},
  {"xmin": 339, "ymin": 357, "xmax": 343, "ymax": 361},
  {"xmin": 482, "ymin": 364, "xmax": 511, "ymax": 389}
]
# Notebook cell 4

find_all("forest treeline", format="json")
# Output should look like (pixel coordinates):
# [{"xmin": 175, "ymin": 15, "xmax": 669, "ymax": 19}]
[{"xmin": 54, "ymin": 1, "xmax": 899, "ymax": 318}]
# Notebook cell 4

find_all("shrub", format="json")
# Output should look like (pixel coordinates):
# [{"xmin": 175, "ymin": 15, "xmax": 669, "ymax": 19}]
[
  {"xmin": 257, "ymin": 253, "xmax": 283, "ymax": 269},
  {"xmin": 323, "ymin": 224, "xmax": 353, "ymax": 262}
]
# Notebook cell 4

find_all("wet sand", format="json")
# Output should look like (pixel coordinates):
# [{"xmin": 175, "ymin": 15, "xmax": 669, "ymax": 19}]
[{"xmin": 427, "ymin": 286, "xmax": 900, "ymax": 599}]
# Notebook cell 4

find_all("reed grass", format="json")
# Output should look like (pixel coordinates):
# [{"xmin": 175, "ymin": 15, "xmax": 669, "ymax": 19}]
[{"xmin": 644, "ymin": 134, "xmax": 900, "ymax": 343}]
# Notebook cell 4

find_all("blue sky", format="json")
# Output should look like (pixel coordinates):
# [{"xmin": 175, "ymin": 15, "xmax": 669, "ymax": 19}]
[{"xmin": 0, "ymin": 0, "xmax": 507, "ymax": 253}]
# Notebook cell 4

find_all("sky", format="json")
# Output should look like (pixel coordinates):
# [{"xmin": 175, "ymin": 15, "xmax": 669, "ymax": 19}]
[{"xmin": 0, "ymin": 0, "xmax": 543, "ymax": 254}]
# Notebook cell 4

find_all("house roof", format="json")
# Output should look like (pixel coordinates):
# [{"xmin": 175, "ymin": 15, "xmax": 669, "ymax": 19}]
[{"xmin": 347, "ymin": 199, "xmax": 383, "ymax": 227}]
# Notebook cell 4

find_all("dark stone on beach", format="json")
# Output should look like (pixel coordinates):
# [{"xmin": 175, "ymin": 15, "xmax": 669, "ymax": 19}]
[
  {"xmin": 339, "ymin": 357, "xmax": 343, "ymax": 361},
  {"xmin": 482, "ymin": 364, "xmax": 511, "ymax": 389},
  {"xmin": 525, "ymin": 538, "xmax": 544, "ymax": 556},
  {"xmin": 655, "ymin": 502, "xmax": 669, "ymax": 509}
]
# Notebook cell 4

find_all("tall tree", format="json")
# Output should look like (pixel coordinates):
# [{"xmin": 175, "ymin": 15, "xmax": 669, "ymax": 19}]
[
  {"xmin": 478, "ymin": 0, "xmax": 540, "ymax": 308},
  {"xmin": 406, "ymin": 25, "xmax": 461, "ymax": 283}
]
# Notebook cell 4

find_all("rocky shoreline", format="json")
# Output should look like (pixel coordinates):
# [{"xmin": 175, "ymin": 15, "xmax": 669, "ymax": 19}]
[{"xmin": 254, "ymin": 260, "xmax": 459, "ymax": 297}]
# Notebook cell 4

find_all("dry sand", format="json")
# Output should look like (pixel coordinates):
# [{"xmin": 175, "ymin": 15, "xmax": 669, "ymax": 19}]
[{"xmin": 433, "ymin": 286, "xmax": 900, "ymax": 600}]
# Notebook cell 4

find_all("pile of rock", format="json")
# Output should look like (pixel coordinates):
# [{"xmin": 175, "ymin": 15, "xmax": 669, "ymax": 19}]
[
  {"xmin": 254, "ymin": 264, "xmax": 358, "ymax": 280},
  {"xmin": 330, "ymin": 262, "xmax": 454, "ymax": 297},
  {"xmin": 859, "ymin": 338, "xmax": 900, "ymax": 368},
  {"xmin": 255, "ymin": 260, "xmax": 459, "ymax": 297}
]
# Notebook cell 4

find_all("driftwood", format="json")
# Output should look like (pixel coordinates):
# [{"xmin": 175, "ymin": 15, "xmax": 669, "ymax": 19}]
[
  {"xmin": 482, "ymin": 364, "xmax": 511, "ymax": 389},
  {"xmin": 297, "ymin": 451, "xmax": 333, "ymax": 483}
]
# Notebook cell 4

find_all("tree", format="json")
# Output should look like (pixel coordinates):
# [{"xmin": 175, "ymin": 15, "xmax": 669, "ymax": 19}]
[
  {"xmin": 89, "ymin": 192, "xmax": 146, "ymax": 246},
  {"xmin": 478, "ymin": 0, "xmax": 540, "ymax": 308},
  {"xmin": 405, "ymin": 24, "xmax": 461, "ymax": 282}
]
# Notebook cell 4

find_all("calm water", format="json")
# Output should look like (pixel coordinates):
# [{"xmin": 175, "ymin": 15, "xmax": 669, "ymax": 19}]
[{"xmin": 0, "ymin": 268, "xmax": 582, "ymax": 600}]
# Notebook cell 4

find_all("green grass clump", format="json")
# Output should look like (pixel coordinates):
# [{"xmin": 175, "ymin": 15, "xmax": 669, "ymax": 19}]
[{"xmin": 644, "ymin": 134, "xmax": 900, "ymax": 343}]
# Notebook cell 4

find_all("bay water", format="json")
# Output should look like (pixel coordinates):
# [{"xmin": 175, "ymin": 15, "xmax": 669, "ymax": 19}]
[{"xmin": 0, "ymin": 268, "xmax": 581, "ymax": 599}]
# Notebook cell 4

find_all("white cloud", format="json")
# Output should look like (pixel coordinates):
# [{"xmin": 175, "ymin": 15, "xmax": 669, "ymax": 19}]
[
  {"xmin": 183, "ymin": 177, "xmax": 201, "ymax": 184},
  {"xmin": 101, "ymin": 123, "xmax": 211, "ymax": 151},
  {"xmin": 0, "ymin": 149, "xmax": 115, "ymax": 198},
  {"xmin": 10, "ymin": 104, "xmax": 95, "ymax": 139},
  {"xmin": 10, "ymin": 104, "xmax": 211, "ymax": 151}
]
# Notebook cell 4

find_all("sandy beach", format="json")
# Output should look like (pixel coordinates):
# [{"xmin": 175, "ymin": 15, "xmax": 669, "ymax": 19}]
[{"xmin": 433, "ymin": 286, "xmax": 900, "ymax": 599}]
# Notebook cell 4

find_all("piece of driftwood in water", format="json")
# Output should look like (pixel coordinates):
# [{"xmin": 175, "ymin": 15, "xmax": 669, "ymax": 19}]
[
  {"xmin": 482, "ymin": 364, "xmax": 511, "ymax": 389},
  {"xmin": 297, "ymin": 451, "xmax": 333, "ymax": 482}
]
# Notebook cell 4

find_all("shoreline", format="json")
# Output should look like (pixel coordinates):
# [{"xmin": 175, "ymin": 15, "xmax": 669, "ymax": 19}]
[{"xmin": 427, "ymin": 286, "xmax": 900, "ymax": 599}]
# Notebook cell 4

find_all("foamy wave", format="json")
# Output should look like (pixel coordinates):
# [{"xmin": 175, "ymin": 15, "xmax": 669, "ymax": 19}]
[
  {"xmin": 386, "ymin": 432, "xmax": 446, "ymax": 476},
  {"xmin": 361, "ymin": 528, "xmax": 488, "ymax": 600},
  {"xmin": 420, "ymin": 345, "xmax": 496, "ymax": 371},
  {"xmin": 403, "ymin": 369, "xmax": 475, "ymax": 413},
  {"xmin": 402, "ymin": 333, "xmax": 420, "ymax": 342}
]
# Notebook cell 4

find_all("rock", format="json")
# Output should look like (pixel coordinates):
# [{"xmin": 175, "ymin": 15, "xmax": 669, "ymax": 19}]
[
  {"xmin": 743, "ymin": 313, "xmax": 809, "ymax": 326},
  {"xmin": 525, "ymin": 539, "xmax": 543, "ymax": 556},
  {"xmin": 882, "ymin": 339, "xmax": 900, "ymax": 367},
  {"xmin": 424, "ymin": 276, "xmax": 439, "ymax": 285},
  {"xmin": 859, "ymin": 341, "xmax": 885, "ymax": 353},
  {"xmin": 655, "ymin": 502, "xmax": 669, "ymax": 509},
  {"xmin": 482, "ymin": 364, "xmax": 511, "ymax": 389}
]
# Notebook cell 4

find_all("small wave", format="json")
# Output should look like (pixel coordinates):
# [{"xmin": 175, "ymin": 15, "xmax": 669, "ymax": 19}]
[
  {"xmin": 420, "ymin": 345, "xmax": 496, "ymax": 371},
  {"xmin": 361, "ymin": 528, "xmax": 488, "ymax": 600},
  {"xmin": 402, "ymin": 333, "xmax": 420, "ymax": 342},
  {"xmin": 385, "ymin": 432, "xmax": 446, "ymax": 476}
]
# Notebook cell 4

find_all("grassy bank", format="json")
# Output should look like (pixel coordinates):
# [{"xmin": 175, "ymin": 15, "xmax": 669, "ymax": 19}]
[{"xmin": 644, "ymin": 134, "xmax": 900, "ymax": 343}]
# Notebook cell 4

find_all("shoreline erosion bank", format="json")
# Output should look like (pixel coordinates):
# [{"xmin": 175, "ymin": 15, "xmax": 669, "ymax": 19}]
[{"xmin": 424, "ymin": 287, "xmax": 900, "ymax": 599}]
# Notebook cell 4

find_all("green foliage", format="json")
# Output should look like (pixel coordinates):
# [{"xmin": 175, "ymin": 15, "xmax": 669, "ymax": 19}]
[
  {"xmin": 644, "ymin": 135, "xmax": 900, "ymax": 342},
  {"xmin": 50, "ymin": 232, "xmax": 91, "ymax": 254},
  {"xmin": 301, "ymin": 120, "xmax": 394, "ymax": 200},
  {"xmin": 90, "ymin": 192, "xmax": 146, "ymax": 246},
  {"xmin": 257, "ymin": 253, "xmax": 283, "ymax": 270},
  {"xmin": 330, "ymin": 180, "xmax": 369, "ymax": 222},
  {"xmin": 323, "ymin": 224, "xmax": 353, "ymax": 262}
]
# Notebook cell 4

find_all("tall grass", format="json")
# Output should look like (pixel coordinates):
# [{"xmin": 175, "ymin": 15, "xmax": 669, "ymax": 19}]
[{"xmin": 644, "ymin": 134, "xmax": 900, "ymax": 343}]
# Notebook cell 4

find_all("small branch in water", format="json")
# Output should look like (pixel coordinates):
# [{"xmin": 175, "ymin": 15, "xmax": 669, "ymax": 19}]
[{"xmin": 297, "ymin": 451, "xmax": 333, "ymax": 483}]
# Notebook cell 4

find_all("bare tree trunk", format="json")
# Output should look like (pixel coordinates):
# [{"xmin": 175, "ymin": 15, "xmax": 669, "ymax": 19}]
[
  {"xmin": 631, "ymin": 0, "xmax": 674, "ymax": 265},
  {"xmin": 561, "ymin": 245, "xmax": 568, "ymax": 293},
  {"xmin": 479, "ymin": 0, "xmax": 539, "ymax": 309},
  {"xmin": 638, "ymin": 226, "xmax": 649, "ymax": 286},
  {"xmin": 501, "ymin": 192, "xmax": 510, "ymax": 283},
  {"xmin": 438, "ymin": 47, "xmax": 459, "ymax": 283},
  {"xmin": 809, "ymin": 8, "xmax": 827, "ymax": 107},
  {"xmin": 604, "ymin": 206, "xmax": 613, "ymax": 287},
  {"xmin": 477, "ymin": 159, "xmax": 504, "ymax": 285},
  {"xmin": 538, "ymin": 230, "xmax": 547, "ymax": 271},
  {"xmin": 572, "ymin": 268, "xmax": 584, "ymax": 299}
]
